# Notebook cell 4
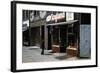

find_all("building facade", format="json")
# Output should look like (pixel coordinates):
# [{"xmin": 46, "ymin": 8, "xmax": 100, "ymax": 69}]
[{"xmin": 22, "ymin": 10, "xmax": 91, "ymax": 58}]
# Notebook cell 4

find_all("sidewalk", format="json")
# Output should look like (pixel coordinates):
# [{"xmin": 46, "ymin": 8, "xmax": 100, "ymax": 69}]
[{"xmin": 22, "ymin": 46, "xmax": 78, "ymax": 63}]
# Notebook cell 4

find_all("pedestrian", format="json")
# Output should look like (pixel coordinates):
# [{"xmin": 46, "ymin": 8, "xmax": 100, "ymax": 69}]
[{"xmin": 41, "ymin": 40, "xmax": 45, "ymax": 55}]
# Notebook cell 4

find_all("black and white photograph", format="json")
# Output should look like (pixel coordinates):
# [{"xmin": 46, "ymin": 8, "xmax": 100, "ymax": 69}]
[{"xmin": 11, "ymin": 1, "xmax": 97, "ymax": 72}]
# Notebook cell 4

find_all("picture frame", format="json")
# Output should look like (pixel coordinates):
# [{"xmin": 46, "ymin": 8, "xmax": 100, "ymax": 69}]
[{"xmin": 11, "ymin": 1, "xmax": 98, "ymax": 72}]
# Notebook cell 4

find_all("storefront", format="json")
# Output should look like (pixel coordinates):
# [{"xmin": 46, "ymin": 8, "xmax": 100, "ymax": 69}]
[{"xmin": 22, "ymin": 10, "xmax": 91, "ymax": 58}]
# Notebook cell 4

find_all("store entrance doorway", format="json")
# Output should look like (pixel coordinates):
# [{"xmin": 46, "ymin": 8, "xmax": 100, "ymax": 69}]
[{"xmin": 47, "ymin": 25, "xmax": 68, "ymax": 53}]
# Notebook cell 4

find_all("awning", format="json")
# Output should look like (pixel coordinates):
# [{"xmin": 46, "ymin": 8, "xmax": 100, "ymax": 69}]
[{"xmin": 47, "ymin": 20, "xmax": 78, "ymax": 26}]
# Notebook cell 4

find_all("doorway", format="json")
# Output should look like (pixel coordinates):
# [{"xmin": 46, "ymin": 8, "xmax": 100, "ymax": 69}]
[{"xmin": 47, "ymin": 25, "xmax": 68, "ymax": 53}]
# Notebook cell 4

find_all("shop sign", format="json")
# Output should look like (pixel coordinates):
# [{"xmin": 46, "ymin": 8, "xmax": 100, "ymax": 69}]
[
  {"xmin": 22, "ymin": 20, "xmax": 29, "ymax": 27},
  {"xmin": 46, "ymin": 13, "xmax": 65, "ymax": 23},
  {"xmin": 66, "ymin": 12, "xmax": 74, "ymax": 21},
  {"xmin": 22, "ymin": 20, "xmax": 29, "ymax": 31}
]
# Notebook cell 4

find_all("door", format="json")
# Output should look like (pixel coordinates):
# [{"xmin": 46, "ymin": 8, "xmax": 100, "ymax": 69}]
[{"xmin": 60, "ymin": 25, "xmax": 67, "ymax": 53}]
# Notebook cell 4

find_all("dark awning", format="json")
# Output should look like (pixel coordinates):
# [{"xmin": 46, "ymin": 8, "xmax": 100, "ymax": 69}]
[{"xmin": 47, "ymin": 20, "xmax": 78, "ymax": 26}]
